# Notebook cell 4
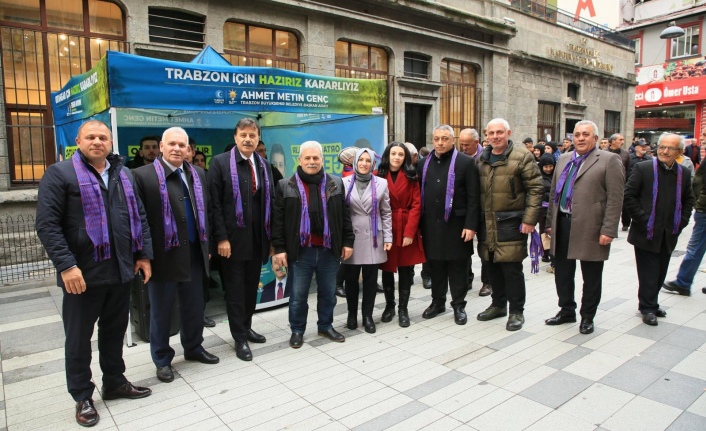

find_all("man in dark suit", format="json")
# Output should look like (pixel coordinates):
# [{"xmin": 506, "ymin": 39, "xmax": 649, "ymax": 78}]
[
  {"xmin": 417, "ymin": 124, "xmax": 481, "ymax": 326},
  {"xmin": 209, "ymin": 118, "xmax": 275, "ymax": 361},
  {"xmin": 625, "ymin": 133, "xmax": 694, "ymax": 325},
  {"xmin": 546, "ymin": 121, "xmax": 624, "ymax": 334},
  {"xmin": 37, "ymin": 120, "xmax": 153, "ymax": 427},
  {"xmin": 134, "ymin": 127, "xmax": 219, "ymax": 383},
  {"xmin": 259, "ymin": 258, "xmax": 290, "ymax": 304}
]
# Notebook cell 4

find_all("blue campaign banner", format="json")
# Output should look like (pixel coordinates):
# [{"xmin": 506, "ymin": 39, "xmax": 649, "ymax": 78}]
[
  {"xmin": 106, "ymin": 51, "xmax": 387, "ymax": 115},
  {"xmin": 261, "ymin": 115, "xmax": 386, "ymax": 178},
  {"xmin": 55, "ymin": 111, "xmax": 112, "ymax": 162}
]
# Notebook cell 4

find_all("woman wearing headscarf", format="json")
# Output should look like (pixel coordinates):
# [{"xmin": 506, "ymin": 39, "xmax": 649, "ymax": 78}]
[
  {"xmin": 538, "ymin": 153, "xmax": 556, "ymax": 272},
  {"xmin": 545, "ymin": 141, "xmax": 560, "ymax": 163},
  {"xmin": 533, "ymin": 144, "xmax": 545, "ymax": 163},
  {"xmin": 377, "ymin": 142, "xmax": 426, "ymax": 327},
  {"xmin": 342, "ymin": 148, "xmax": 392, "ymax": 333}
]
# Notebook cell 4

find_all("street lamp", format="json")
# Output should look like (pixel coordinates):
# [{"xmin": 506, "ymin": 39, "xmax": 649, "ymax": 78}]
[{"xmin": 660, "ymin": 21, "xmax": 685, "ymax": 39}]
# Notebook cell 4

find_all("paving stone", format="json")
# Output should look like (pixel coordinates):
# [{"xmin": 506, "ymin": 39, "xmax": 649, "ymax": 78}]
[
  {"xmin": 520, "ymin": 370, "xmax": 593, "ymax": 409},
  {"xmin": 598, "ymin": 297, "xmax": 629, "ymax": 311},
  {"xmin": 600, "ymin": 359, "xmax": 667, "ymax": 394},
  {"xmin": 1, "ymin": 358, "xmax": 64, "ymax": 384},
  {"xmin": 0, "ymin": 291, "xmax": 50, "ymax": 305},
  {"xmin": 545, "ymin": 346, "xmax": 592, "ymax": 370},
  {"xmin": 633, "ymin": 341, "xmax": 693, "ymax": 371},
  {"xmin": 487, "ymin": 330, "xmax": 533, "ymax": 351},
  {"xmin": 352, "ymin": 400, "xmax": 428, "ymax": 431},
  {"xmin": 563, "ymin": 327, "xmax": 607, "ymax": 345},
  {"xmin": 403, "ymin": 370, "xmax": 466, "ymax": 400},
  {"xmin": 627, "ymin": 320, "xmax": 680, "ymax": 341},
  {"xmin": 661, "ymin": 326, "xmax": 706, "ymax": 351},
  {"xmin": 640, "ymin": 372, "xmax": 706, "ymax": 410},
  {"xmin": 667, "ymin": 411, "xmax": 706, "ymax": 431}
]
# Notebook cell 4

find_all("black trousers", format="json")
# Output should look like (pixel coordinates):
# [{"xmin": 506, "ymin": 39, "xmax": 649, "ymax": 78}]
[
  {"xmin": 466, "ymin": 256, "xmax": 475, "ymax": 287},
  {"xmin": 486, "ymin": 255, "xmax": 526, "ymax": 313},
  {"xmin": 222, "ymin": 256, "xmax": 261, "ymax": 342},
  {"xmin": 621, "ymin": 205, "xmax": 631, "ymax": 228},
  {"xmin": 344, "ymin": 264, "xmax": 378, "ymax": 317},
  {"xmin": 381, "ymin": 266, "xmax": 414, "ymax": 292},
  {"xmin": 428, "ymin": 259, "xmax": 467, "ymax": 307},
  {"xmin": 148, "ymin": 242, "xmax": 205, "ymax": 367},
  {"xmin": 421, "ymin": 262, "xmax": 431, "ymax": 279},
  {"xmin": 63, "ymin": 281, "xmax": 130, "ymax": 401},
  {"xmin": 554, "ymin": 213, "xmax": 604, "ymax": 319},
  {"xmin": 634, "ymin": 240, "xmax": 672, "ymax": 314}
]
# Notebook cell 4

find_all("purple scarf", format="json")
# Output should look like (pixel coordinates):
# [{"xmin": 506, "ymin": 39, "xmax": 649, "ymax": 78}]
[
  {"xmin": 529, "ymin": 230, "xmax": 543, "ymax": 274},
  {"xmin": 295, "ymin": 171, "xmax": 331, "ymax": 248},
  {"xmin": 554, "ymin": 148, "xmax": 595, "ymax": 211},
  {"xmin": 346, "ymin": 174, "xmax": 379, "ymax": 248},
  {"xmin": 647, "ymin": 157, "xmax": 683, "ymax": 240},
  {"xmin": 421, "ymin": 148, "xmax": 458, "ymax": 221},
  {"xmin": 229, "ymin": 148, "xmax": 272, "ymax": 239},
  {"xmin": 153, "ymin": 160, "xmax": 207, "ymax": 250},
  {"xmin": 72, "ymin": 151, "xmax": 142, "ymax": 261}
]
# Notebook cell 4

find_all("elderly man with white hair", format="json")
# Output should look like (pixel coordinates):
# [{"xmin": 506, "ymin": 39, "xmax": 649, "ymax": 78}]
[
  {"xmin": 273, "ymin": 141, "xmax": 355, "ymax": 348},
  {"xmin": 545, "ymin": 120, "xmax": 624, "ymax": 334}
]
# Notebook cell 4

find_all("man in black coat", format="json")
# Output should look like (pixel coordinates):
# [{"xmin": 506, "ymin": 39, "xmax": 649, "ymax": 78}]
[
  {"xmin": 608, "ymin": 133, "xmax": 632, "ymax": 231},
  {"xmin": 624, "ymin": 133, "xmax": 694, "ymax": 326},
  {"xmin": 209, "ymin": 118, "xmax": 275, "ymax": 361},
  {"xmin": 134, "ymin": 127, "xmax": 220, "ymax": 383},
  {"xmin": 36, "ymin": 120, "xmax": 153, "ymax": 427},
  {"xmin": 417, "ymin": 124, "xmax": 480, "ymax": 325}
]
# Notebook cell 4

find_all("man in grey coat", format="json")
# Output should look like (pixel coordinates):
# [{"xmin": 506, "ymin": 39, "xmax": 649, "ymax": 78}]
[{"xmin": 546, "ymin": 120, "xmax": 624, "ymax": 334}]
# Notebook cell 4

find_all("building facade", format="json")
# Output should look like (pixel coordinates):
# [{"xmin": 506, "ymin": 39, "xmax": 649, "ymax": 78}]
[
  {"xmin": 0, "ymin": 0, "xmax": 635, "ymax": 194},
  {"xmin": 619, "ymin": 0, "xmax": 706, "ymax": 144}
]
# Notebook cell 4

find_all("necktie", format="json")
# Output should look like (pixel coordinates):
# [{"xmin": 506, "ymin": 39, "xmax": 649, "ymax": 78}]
[
  {"xmin": 249, "ymin": 159, "xmax": 257, "ymax": 195},
  {"xmin": 176, "ymin": 168, "xmax": 197, "ymax": 243},
  {"xmin": 559, "ymin": 162, "xmax": 578, "ymax": 210},
  {"xmin": 276, "ymin": 281, "xmax": 283, "ymax": 300}
]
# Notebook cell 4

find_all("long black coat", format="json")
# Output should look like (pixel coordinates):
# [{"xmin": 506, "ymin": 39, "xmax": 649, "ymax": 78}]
[
  {"xmin": 416, "ymin": 149, "xmax": 480, "ymax": 260},
  {"xmin": 134, "ymin": 158, "xmax": 210, "ymax": 282},
  {"xmin": 208, "ymin": 149, "xmax": 275, "ymax": 264},
  {"xmin": 36, "ymin": 151, "xmax": 153, "ymax": 288},
  {"xmin": 624, "ymin": 159, "xmax": 695, "ymax": 253}
]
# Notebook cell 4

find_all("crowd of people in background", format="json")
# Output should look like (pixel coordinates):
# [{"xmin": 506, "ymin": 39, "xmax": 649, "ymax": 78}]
[{"xmin": 35, "ymin": 117, "xmax": 706, "ymax": 427}]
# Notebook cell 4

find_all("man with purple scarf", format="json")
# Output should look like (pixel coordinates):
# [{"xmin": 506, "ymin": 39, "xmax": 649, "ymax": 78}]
[
  {"xmin": 37, "ymin": 120, "xmax": 153, "ymax": 427},
  {"xmin": 624, "ymin": 133, "xmax": 694, "ymax": 326},
  {"xmin": 209, "ymin": 118, "xmax": 275, "ymax": 361},
  {"xmin": 272, "ymin": 141, "xmax": 355, "ymax": 348},
  {"xmin": 134, "ymin": 127, "xmax": 220, "ymax": 383},
  {"xmin": 546, "ymin": 120, "xmax": 624, "ymax": 335}
]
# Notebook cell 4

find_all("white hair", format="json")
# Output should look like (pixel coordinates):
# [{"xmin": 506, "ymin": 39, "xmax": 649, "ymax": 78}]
[
  {"xmin": 460, "ymin": 128, "xmax": 479, "ymax": 140},
  {"xmin": 486, "ymin": 118, "xmax": 511, "ymax": 132},
  {"xmin": 403, "ymin": 142, "xmax": 418, "ymax": 155},
  {"xmin": 299, "ymin": 140, "xmax": 323, "ymax": 158},
  {"xmin": 162, "ymin": 126, "xmax": 188, "ymax": 143},
  {"xmin": 575, "ymin": 120, "xmax": 599, "ymax": 138},
  {"xmin": 434, "ymin": 124, "xmax": 455, "ymax": 138},
  {"xmin": 658, "ymin": 133, "xmax": 686, "ymax": 150}
]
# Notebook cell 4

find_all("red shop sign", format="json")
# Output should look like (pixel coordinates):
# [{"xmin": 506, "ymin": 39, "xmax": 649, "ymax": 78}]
[{"xmin": 635, "ymin": 75, "xmax": 706, "ymax": 107}]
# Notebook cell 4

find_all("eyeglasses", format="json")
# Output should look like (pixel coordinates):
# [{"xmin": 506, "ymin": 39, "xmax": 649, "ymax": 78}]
[
  {"xmin": 657, "ymin": 146, "xmax": 680, "ymax": 153},
  {"xmin": 432, "ymin": 136, "xmax": 452, "ymax": 143}
]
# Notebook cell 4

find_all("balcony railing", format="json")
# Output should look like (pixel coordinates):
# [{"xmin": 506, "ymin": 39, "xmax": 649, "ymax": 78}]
[{"xmin": 508, "ymin": 0, "xmax": 635, "ymax": 50}]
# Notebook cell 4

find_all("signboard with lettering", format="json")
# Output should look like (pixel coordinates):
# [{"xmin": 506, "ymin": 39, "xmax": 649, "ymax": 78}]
[{"xmin": 634, "ymin": 75, "xmax": 705, "ymax": 107}]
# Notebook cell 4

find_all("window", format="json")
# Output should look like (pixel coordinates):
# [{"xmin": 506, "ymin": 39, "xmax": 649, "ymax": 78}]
[
  {"xmin": 148, "ymin": 8, "xmax": 204, "ymax": 49},
  {"xmin": 568, "ymin": 82, "xmax": 580, "ymax": 101},
  {"xmin": 1, "ymin": 0, "xmax": 126, "ymax": 184},
  {"xmin": 537, "ymin": 102, "xmax": 559, "ymax": 142},
  {"xmin": 334, "ymin": 40, "xmax": 388, "ymax": 79},
  {"xmin": 671, "ymin": 25, "xmax": 700, "ymax": 59},
  {"xmin": 404, "ymin": 52, "xmax": 430, "ymax": 79},
  {"xmin": 604, "ymin": 111, "xmax": 621, "ymax": 138},
  {"xmin": 633, "ymin": 36, "xmax": 641, "ymax": 65},
  {"xmin": 223, "ymin": 22, "xmax": 301, "ymax": 71},
  {"xmin": 440, "ymin": 60, "xmax": 478, "ymax": 138}
]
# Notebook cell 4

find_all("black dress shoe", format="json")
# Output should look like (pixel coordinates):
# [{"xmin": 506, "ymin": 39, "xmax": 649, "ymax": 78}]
[
  {"xmin": 422, "ymin": 302, "xmax": 445, "ymax": 319},
  {"xmin": 703, "ymin": 287, "xmax": 706, "ymax": 294},
  {"xmin": 479, "ymin": 284, "xmax": 492, "ymax": 297},
  {"xmin": 184, "ymin": 350, "xmax": 220, "ymax": 364},
  {"xmin": 507, "ymin": 313, "xmax": 524, "ymax": 331},
  {"xmin": 453, "ymin": 307, "xmax": 468, "ymax": 325},
  {"xmin": 545, "ymin": 311, "xmax": 577, "ymax": 326},
  {"xmin": 363, "ymin": 316, "xmax": 376, "ymax": 333},
  {"xmin": 422, "ymin": 277, "xmax": 432, "ymax": 289},
  {"xmin": 156, "ymin": 366, "xmax": 174, "ymax": 383},
  {"xmin": 102, "ymin": 381, "xmax": 152, "ymax": 400},
  {"xmin": 579, "ymin": 318, "xmax": 594, "ymax": 334},
  {"xmin": 203, "ymin": 316, "xmax": 216, "ymax": 328},
  {"xmin": 656, "ymin": 308, "xmax": 667, "ymax": 318},
  {"xmin": 290, "ymin": 333, "xmax": 303, "ymax": 349},
  {"xmin": 335, "ymin": 284, "xmax": 346, "ymax": 298},
  {"xmin": 235, "ymin": 341, "xmax": 253, "ymax": 361},
  {"xmin": 318, "ymin": 328, "xmax": 345, "ymax": 342},
  {"xmin": 247, "ymin": 329, "xmax": 266, "ymax": 343},
  {"xmin": 477, "ymin": 306, "xmax": 507, "ymax": 321},
  {"xmin": 346, "ymin": 312, "xmax": 358, "ymax": 330},
  {"xmin": 663, "ymin": 281, "xmax": 691, "ymax": 296},
  {"xmin": 75, "ymin": 398, "xmax": 99, "ymax": 427},
  {"xmin": 642, "ymin": 313, "xmax": 658, "ymax": 326}
]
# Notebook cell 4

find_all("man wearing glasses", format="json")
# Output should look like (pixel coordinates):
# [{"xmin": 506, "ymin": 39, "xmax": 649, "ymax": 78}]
[
  {"xmin": 625, "ymin": 133, "xmax": 694, "ymax": 325},
  {"xmin": 545, "ymin": 120, "xmax": 624, "ymax": 335}
]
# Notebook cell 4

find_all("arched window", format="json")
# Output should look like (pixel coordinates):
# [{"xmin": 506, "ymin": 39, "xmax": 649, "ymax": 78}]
[
  {"xmin": 223, "ymin": 22, "xmax": 301, "ymax": 71},
  {"xmin": 335, "ymin": 40, "xmax": 388, "ymax": 79},
  {"xmin": 440, "ymin": 59, "xmax": 478, "ymax": 139},
  {"xmin": 1, "ymin": 0, "xmax": 126, "ymax": 184}
]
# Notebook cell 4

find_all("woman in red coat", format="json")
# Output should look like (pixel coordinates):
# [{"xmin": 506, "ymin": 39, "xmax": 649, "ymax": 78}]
[{"xmin": 378, "ymin": 142, "xmax": 426, "ymax": 327}]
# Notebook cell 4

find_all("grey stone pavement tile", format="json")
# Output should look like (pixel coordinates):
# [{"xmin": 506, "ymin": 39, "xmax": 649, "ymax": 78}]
[
  {"xmin": 667, "ymin": 411, "xmax": 706, "ymax": 431},
  {"xmin": 520, "ymin": 370, "xmax": 593, "ymax": 409},
  {"xmin": 2, "ymin": 223, "xmax": 706, "ymax": 430}
]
